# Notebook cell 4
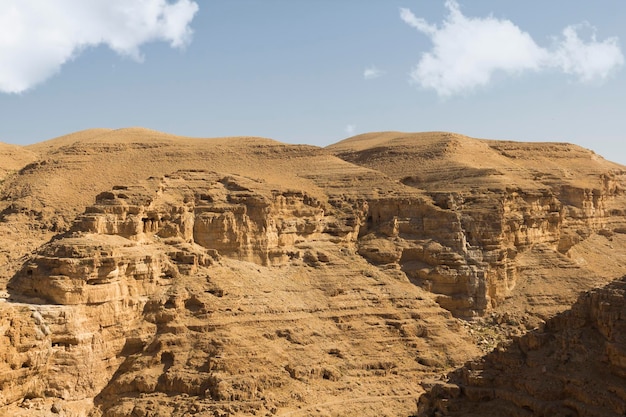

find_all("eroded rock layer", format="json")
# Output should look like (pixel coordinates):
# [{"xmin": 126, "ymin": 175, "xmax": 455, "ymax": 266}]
[
  {"xmin": 1, "ymin": 170, "xmax": 479, "ymax": 416},
  {"xmin": 330, "ymin": 132, "xmax": 626, "ymax": 317}
]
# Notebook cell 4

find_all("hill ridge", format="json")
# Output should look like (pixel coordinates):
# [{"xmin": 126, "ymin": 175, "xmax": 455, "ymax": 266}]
[{"xmin": 1, "ymin": 127, "xmax": 626, "ymax": 416}]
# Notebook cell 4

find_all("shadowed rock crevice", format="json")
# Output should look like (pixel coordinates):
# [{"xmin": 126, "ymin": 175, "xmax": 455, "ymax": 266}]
[{"xmin": 416, "ymin": 276, "xmax": 626, "ymax": 417}]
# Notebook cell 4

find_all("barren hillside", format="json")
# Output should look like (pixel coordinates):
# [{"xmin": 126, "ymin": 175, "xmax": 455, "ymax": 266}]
[
  {"xmin": 0, "ymin": 129, "xmax": 624, "ymax": 416},
  {"xmin": 330, "ymin": 131, "xmax": 626, "ymax": 320}
]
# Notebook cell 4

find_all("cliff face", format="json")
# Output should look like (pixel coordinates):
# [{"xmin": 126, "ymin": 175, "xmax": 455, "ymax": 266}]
[
  {"xmin": 416, "ymin": 275, "xmax": 626, "ymax": 417},
  {"xmin": 72, "ymin": 171, "xmax": 340, "ymax": 267},
  {"xmin": 1, "ymin": 169, "xmax": 479, "ymax": 416},
  {"xmin": 2, "ymin": 129, "xmax": 626, "ymax": 416},
  {"xmin": 355, "ymin": 188, "xmax": 565, "ymax": 316},
  {"xmin": 330, "ymin": 132, "xmax": 626, "ymax": 317}
]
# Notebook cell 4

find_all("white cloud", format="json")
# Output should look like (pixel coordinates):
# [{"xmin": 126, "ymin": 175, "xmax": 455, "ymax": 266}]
[
  {"xmin": 553, "ymin": 24, "xmax": 625, "ymax": 81},
  {"xmin": 345, "ymin": 124, "xmax": 356, "ymax": 136},
  {"xmin": 0, "ymin": 0, "xmax": 199, "ymax": 94},
  {"xmin": 363, "ymin": 66, "xmax": 385, "ymax": 80},
  {"xmin": 401, "ymin": 1, "xmax": 624, "ymax": 96}
]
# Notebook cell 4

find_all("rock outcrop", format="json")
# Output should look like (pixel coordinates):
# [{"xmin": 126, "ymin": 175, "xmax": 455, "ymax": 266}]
[
  {"xmin": 1, "ymin": 170, "xmax": 479, "ymax": 416},
  {"xmin": 330, "ymin": 132, "xmax": 626, "ymax": 317},
  {"xmin": 72, "ymin": 171, "xmax": 340, "ymax": 267},
  {"xmin": 416, "ymin": 275, "xmax": 626, "ymax": 417}
]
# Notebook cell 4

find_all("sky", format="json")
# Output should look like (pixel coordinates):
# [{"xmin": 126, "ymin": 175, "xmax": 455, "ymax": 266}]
[{"xmin": 1, "ymin": 1, "xmax": 625, "ymax": 163}]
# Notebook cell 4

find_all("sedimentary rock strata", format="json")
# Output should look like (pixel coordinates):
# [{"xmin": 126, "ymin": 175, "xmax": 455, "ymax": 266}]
[
  {"xmin": 1, "ymin": 129, "xmax": 626, "ymax": 415},
  {"xmin": 1, "ymin": 168, "xmax": 479, "ymax": 416},
  {"xmin": 330, "ymin": 132, "xmax": 626, "ymax": 317}
]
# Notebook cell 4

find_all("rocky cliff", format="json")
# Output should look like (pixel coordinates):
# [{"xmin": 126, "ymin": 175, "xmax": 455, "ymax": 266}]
[
  {"xmin": 330, "ymin": 132, "xmax": 626, "ymax": 318},
  {"xmin": 1, "ymin": 129, "xmax": 626, "ymax": 416},
  {"xmin": 416, "ymin": 275, "xmax": 626, "ymax": 417},
  {"xmin": 1, "ymin": 168, "xmax": 479, "ymax": 416}
]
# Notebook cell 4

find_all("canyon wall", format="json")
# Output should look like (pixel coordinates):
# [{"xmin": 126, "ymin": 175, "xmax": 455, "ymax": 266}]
[
  {"xmin": 331, "ymin": 133, "xmax": 626, "ymax": 317},
  {"xmin": 416, "ymin": 275, "xmax": 626, "ymax": 417},
  {"xmin": 1, "ymin": 170, "xmax": 478, "ymax": 416}
]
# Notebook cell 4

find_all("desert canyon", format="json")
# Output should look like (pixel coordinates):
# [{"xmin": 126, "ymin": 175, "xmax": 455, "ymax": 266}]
[{"xmin": 1, "ymin": 128, "xmax": 626, "ymax": 416}]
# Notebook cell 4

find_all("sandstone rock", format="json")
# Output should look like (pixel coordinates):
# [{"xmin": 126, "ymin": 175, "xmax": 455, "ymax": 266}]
[
  {"xmin": 330, "ymin": 132, "xmax": 626, "ymax": 317},
  {"xmin": 416, "ymin": 276, "xmax": 626, "ymax": 416},
  {"xmin": 2, "ymin": 128, "xmax": 626, "ymax": 416},
  {"xmin": 0, "ymin": 167, "xmax": 479, "ymax": 416}
]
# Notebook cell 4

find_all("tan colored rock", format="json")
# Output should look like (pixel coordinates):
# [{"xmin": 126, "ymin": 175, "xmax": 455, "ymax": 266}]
[
  {"xmin": 2, "ymin": 128, "xmax": 626, "ymax": 416},
  {"xmin": 330, "ymin": 131, "xmax": 626, "ymax": 317},
  {"xmin": 416, "ymin": 276, "xmax": 626, "ymax": 417},
  {"xmin": 1, "ymin": 166, "xmax": 479, "ymax": 416}
]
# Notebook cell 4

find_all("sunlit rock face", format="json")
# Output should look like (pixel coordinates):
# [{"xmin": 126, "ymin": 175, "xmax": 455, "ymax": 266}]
[
  {"xmin": 2, "ymin": 169, "xmax": 480, "ymax": 416},
  {"xmin": 2, "ymin": 129, "xmax": 626, "ymax": 416},
  {"xmin": 331, "ymin": 132, "xmax": 626, "ymax": 317},
  {"xmin": 73, "ymin": 171, "xmax": 346, "ymax": 266}
]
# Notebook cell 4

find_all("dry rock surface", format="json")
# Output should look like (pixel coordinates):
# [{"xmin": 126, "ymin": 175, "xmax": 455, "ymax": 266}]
[
  {"xmin": 416, "ymin": 276, "xmax": 626, "ymax": 417},
  {"xmin": 0, "ymin": 128, "xmax": 624, "ymax": 416},
  {"xmin": 329, "ymin": 131, "xmax": 626, "ymax": 318}
]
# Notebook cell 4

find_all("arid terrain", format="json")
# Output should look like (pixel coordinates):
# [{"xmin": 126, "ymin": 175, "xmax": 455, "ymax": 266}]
[{"xmin": 1, "ymin": 128, "xmax": 626, "ymax": 416}]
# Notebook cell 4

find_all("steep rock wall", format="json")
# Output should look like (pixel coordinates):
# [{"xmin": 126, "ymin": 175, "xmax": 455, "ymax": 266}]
[
  {"xmin": 74, "ymin": 171, "xmax": 351, "ymax": 266},
  {"xmin": 356, "ymin": 187, "xmax": 566, "ymax": 316},
  {"xmin": 362, "ymin": 177, "xmax": 626, "ymax": 317},
  {"xmin": 416, "ymin": 276, "xmax": 626, "ymax": 417},
  {"xmin": 0, "ymin": 170, "xmax": 480, "ymax": 416},
  {"xmin": 335, "ymin": 134, "xmax": 626, "ymax": 317}
]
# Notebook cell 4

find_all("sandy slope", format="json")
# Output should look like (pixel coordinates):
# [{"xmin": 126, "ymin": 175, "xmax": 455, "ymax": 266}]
[
  {"xmin": 0, "ymin": 141, "xmax": 37, "ymax": 181},
  {"xmin": 328, "ymin": 131, "xmax": 622, "ymax": 191}
]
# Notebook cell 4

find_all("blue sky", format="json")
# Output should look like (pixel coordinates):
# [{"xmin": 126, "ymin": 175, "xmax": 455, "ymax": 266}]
[{"xmin": 1, "ymin": 1, "xmax": 625, "ymax": 163}]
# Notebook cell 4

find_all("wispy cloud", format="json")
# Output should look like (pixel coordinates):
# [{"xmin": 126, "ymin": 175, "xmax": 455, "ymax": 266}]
[
  {"xmin": 0, "ymin": 0, "xmax": 199, "ymax": 94},
  {"xmin": 345, "ymin": 124, "xmax": 357, "ymax": 136},
  {"xmin": 363, "ymin": 66, "xmax": 385, "ymax": 80},
  {"xmin": 401, "ymin": 1, "xmax": 624, "ymax": 96}
]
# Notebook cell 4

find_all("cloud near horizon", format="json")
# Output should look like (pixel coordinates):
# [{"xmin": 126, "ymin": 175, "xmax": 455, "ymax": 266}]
[
  {"xmin": 0, "ymin": 0, "xmax": 199, "ymax": 94},
  {"xmin": 401, "ymin": 1, "xmax": 624, "ymax": 96}
]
